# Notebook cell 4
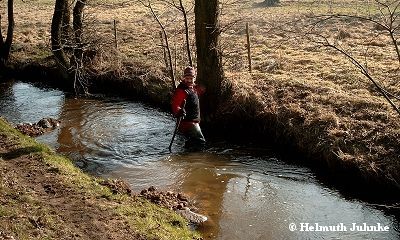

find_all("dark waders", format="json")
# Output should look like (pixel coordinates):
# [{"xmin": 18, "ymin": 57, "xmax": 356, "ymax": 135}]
[{"xmin": 180, "ymin": 121, "xmax": 206, "ymax": 151}]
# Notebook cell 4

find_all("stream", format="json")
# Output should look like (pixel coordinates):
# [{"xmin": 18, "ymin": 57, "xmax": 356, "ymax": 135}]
[{"xmin": 0, "ymin": 80, "xmax": 399, "ymax": 239}]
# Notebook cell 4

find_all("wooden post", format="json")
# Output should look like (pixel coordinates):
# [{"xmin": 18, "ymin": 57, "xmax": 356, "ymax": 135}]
[
  {"xmin": 114, "ymin": 19, "xmax": 118, "ymax": 49},
  {"xmin": 160, "ymin": 31, "xmax": 169, "ymax": 70},
  {"xmin": 174, "ymin": 40, "xmax": 177, "ymax": 82},
  {"xmin": 246, "ymin": 23, "xmax": 252, "ymax": 73}
]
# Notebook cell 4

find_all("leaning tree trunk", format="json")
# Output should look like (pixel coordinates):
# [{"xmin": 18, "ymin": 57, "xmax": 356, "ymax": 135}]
[
  {"xmin": 71, "ymin": 0, "xmax": 88, "ymax": 94},
  {"xmin": 61, "ymin": 0, "xmax": 72, "ymax": 46},
  {"xmin": 195, "ymin": 0, "xmax": 224, "ymax": 122},
  {"xmin": 51, "ymin": 0, "xmax": 70, "ymax": 76},
  {"xmin": 0, "ymin": 0, "xmax": 14, "ymax": 69}
]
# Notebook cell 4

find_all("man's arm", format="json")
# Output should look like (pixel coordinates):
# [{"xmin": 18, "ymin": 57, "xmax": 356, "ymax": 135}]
[
  {"xmin": 195, "ymin": 84, "xmax": 206, "ymax": 96},
  {"xmin": 171, "ymin": 89, "xmax": 187, "ymax": 117}
]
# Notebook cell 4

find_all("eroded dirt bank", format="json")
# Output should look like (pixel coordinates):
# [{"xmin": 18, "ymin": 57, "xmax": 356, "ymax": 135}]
[{"xmin": 0, "ymin": 117, "xmax": 201, "ymax": 240}]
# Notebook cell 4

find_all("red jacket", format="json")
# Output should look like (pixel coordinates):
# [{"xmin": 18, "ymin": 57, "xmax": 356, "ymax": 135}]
[{"xmin": 171, "ymin": 83, "xmax": 204, "ymax": 120}]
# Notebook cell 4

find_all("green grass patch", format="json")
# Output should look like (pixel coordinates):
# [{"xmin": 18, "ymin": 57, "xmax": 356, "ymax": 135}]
[
  {"xmin": 116, "ymin": 198, "xmax": 199, "ymax": 240},
  {"xmin": 0, "ymin": 205, "xmax": 12, "ymax": 217}
]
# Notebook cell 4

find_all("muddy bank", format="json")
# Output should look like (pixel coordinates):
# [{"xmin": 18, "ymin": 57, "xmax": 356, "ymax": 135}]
[
  {"xmin": 2, "ymin": 60, "xmax": 400, "ymax": 200},
  {"xmin": 6, "ymin": 115, "xmax": 207, "ymax": 225},
  {"xmin": 0, "ymin": 117, "xmax": 201, "ymax": 239}
]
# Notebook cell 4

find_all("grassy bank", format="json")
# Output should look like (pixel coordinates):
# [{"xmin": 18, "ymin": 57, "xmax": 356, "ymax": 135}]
[
  {"xmin": 2, "ymin": 0, "xmax": 400, "ymax": 196},
  {"xmin": 0, "ymin": 117, "xmax": 200, "ymax": 239}
]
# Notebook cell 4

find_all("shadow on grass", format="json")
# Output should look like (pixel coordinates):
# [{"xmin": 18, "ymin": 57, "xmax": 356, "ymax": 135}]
[{"xmin": 0, "ymin": 146, "xmax": 44, "ymax": 160}]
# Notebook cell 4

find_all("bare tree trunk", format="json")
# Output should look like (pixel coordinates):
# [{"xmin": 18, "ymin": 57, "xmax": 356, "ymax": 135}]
[
  {"xmin": 0, "ymin": 0, "xmax": 14, "ymax": 68},
  {"xmin": 51, "ymin": 0, "xmax": 70, "ymax": 75},
  {"xmin": 61, "ymin": 0, "xmax": 72, "ymax": 45},
  {"xmin": 195, "ymin": 0, "xmax": 224, "ymax": 121},
  {"xmin": 72, "ymin": 0, "xmax": 88, "ymax": 94},
  {"xmin": 73, "ymin": 0, "xmax": 86, "ymax": 63}
]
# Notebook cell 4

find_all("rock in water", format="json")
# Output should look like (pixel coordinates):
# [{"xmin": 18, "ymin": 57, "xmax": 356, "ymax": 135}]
[
  {"xmin": 37, "ymin": 118, "xmax": 60, "ymax": 129},
  {"xmin": 15, "ymin": 118, "xmax": 61, "ymax": 137},
  {"xmin": 37, "ymin": 118, "xmax": 52, "ymax": 128},
  {"xmin": 176, "ymin": 209, "xmax": 208, "ymax": 224}
]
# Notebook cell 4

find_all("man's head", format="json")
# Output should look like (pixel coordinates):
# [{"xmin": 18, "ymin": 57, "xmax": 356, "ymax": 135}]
[{"xmin": 183, "ymin": 66, "xmax": 196, "ymax": 87}]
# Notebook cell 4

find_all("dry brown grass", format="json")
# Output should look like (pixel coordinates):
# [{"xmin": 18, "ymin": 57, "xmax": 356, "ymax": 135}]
[{"xmin": 3, "ymin": 0, "xmax": 400, "ymax": 191}]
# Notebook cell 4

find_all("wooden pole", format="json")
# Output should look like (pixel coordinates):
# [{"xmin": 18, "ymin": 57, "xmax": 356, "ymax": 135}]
[
  {"xmin": 246, "ymin": 23, "xmax": 252, "ymax": 73},
  {"xmin": 114, "ymin": 19, "xmax": 118, "ymax": 49},
  {"xmin": 174, "ymin": 40, "xmax": 177, "ymax": 82},
  {"xmin": 160, "ymin": 31, "xmax": 169, "ymax": 70}
]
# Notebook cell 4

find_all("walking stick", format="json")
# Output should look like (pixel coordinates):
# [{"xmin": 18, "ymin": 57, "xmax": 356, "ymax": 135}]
[{"xmin": 168, "ymin": 100, "xmax": 186, "ymax": 152}]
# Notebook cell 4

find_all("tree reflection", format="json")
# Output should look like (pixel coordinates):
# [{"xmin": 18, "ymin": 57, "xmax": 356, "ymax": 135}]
[
  {"xmin": 56, "ymin": 97, "xmax": 103, "ymax": 173},
  {"xmin": 170, "ymin": 152, "xmax": 237, "ymax": 239}
]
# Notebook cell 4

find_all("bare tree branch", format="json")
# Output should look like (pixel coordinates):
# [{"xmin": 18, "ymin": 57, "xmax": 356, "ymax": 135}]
[
  {"xmin": 274, "ymin": 1, "xmax": 400, "ymax": 117},
  {"xmin": 323, "ymin": 39, "xmax": 400, "ymax": 116},
  {"xmin": 179, "ymin": 0, "xmax": 193, "ymax": 66},
  {"xmin": 140, "ymin": 0, "xmax": 176, "ymax": 90}
]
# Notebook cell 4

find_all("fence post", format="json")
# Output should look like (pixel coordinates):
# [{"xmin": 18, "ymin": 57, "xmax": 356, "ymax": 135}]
[
  {"xmin": 246, "ymin": 23, "xmax": 252, "ymax": 73},
  {"xmin": 114, "ymin": 19, "xmax": 118, "ymax": 49},
  {"xmin": 159, "ymin": 31, "xmax": 169, "ymax": 70}
]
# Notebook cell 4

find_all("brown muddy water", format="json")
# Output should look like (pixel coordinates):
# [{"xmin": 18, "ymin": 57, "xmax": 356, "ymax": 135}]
[{"xmin": 0, "ymin": 81, "xmax": 399, "ymax": 240}]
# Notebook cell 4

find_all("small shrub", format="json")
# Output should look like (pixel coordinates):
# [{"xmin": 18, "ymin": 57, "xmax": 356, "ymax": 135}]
[
  {"xmin": 336, "ymin": 29, "xmax": 351, "ymax": 40},
  {"xmin": 262, "ymin": 0, "xmax": 280, "ymax": 7}
]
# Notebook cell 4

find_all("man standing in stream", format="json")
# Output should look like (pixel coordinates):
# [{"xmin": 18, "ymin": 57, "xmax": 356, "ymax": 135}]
[{"xmin": 171, "ymin": 66, "xmax": 206, "ymax": 150}]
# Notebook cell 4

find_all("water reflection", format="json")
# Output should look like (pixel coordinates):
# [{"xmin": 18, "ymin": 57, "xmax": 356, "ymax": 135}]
[
  {"xmin": 170, "ymin": 152, "xmax": 237, "ymax": 239},
  {"xmin": 106, "ymin": 150, "xmax": 400, "ymax": 240},
  {"xmin": 56, "ymin": 98, "xmax": 102, "ymax": 171},
  {"xmin": 0, "ymin": 81, "xmax": 399, "ymax": 240},
  {"xmin": 0, "ymin": 81, "xmax": 64, "ymax": 124}
]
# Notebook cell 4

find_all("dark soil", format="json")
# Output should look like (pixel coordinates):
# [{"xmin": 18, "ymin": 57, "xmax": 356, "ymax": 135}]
[
  {"xmin": 0, "ymin": 133, "xmax": 144, "ymax": 239},
  {"xmin": 0, "ymin": 129, "xmax": 200, "ymax": 239}
]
